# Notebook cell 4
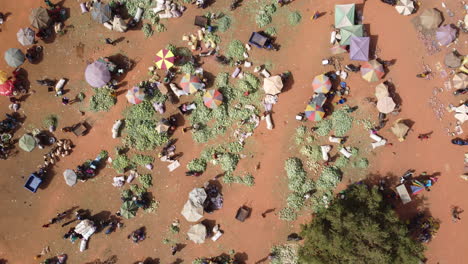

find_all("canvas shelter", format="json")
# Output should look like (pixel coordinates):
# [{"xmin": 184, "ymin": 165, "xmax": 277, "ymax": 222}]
[
  {"xmin": 181, "ymin": 200, "xmax": 204, "ymax": 222},
  {"xmin": 349, "ymin": 36, "xmax": 370, "ymax": 61},
  {"xmin": 377, "ymin": 96, "xmax": 396, "ymax": 114},
  {"xmin": 187, "ymin": 224, "xmax": 207, "ymax": 244},
  {"xmin": 395, "ymin": 0, "xmax": 414, "ymax": 15},
  {"xmin": 263, "ymin": 76, "xmax": 283, "ymax": 95},
  {"xmin": 339, "ymin": 25, "xmax": 363, "ymax": 45},
  {"xmin": 391, "ymin": 120, "xmax": 410, "ymax": 142},
  {"xmin": 419, "ymin": 8, "xmax": 442, "ymax": 30},
  {"xmin": 436, "ymin": 24, "xmax": 457, "ymax": 46},
  {"xmin": 335, "ymin": 4, "xmax": 355, "ymax": 28}
]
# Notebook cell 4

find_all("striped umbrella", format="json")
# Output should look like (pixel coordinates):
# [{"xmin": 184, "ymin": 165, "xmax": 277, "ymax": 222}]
[
  {"xmin": 312, "ymin": 74, "xmax": 332, "ymax": 93},
  {"xmin": 0, "ymin": 70, "xmax": 8, "ymax": 84},
  {"xmin": 155, "ymin": 49, "xmax": 175, "ymax": 70},
  {"xmin": 126, "ymin": 86, "xmax": 145, "ymax": 104},
  {"xmin": 203, "ymin": 89, "xmax": 223, "ymax": 109},
  {"xmin": 0, "ymin": 80, "xmax": 14, "ymax": 96},
  {"xmin": 305, "ymin": 102, "xmax": 325, "ymax": 121},
  {"xmin": 361, "ymin": 60, "xmax": 384, "ymax": 82},
  {"xmin": 180, "ymin": 74, "xmax": 203, "ymax": 94}
]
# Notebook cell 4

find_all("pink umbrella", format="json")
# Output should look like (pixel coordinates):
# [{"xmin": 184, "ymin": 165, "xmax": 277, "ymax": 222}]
[{"xmin": 436, "ymin": 24, "xmax": 457, "ymax": 46}]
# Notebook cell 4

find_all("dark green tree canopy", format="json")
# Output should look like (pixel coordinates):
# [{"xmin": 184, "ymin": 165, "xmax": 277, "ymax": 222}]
[{"xmin": 299, "ymin": 184, "xmax": 424, "ymax": 264}]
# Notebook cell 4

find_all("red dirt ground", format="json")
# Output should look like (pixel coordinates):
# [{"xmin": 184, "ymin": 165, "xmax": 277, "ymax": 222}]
[{"xmin": 0, "ymin": 0, "xmax": 467, "ymax": 263}]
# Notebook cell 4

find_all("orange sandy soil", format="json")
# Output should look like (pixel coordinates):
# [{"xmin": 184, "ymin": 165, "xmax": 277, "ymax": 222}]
[{"xmin": 0, "ymin": 0, "xmax": 467, "ymax": 263}]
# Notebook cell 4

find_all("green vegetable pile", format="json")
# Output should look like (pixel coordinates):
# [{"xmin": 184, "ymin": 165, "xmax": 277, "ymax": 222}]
[{"xmin": 89, "ymin": 87, "xmax": 116, "ymax": 112}]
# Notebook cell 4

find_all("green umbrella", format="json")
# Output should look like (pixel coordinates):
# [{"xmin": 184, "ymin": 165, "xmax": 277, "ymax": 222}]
[
  {"xmin": 339, "ymin": 25, "xmax": 363, "ymax": 45},
  {"xmin": 120, "ymin": 201, "xmax": 138, "ymax": 219},
  {"xmin": 19, "ymin": 134, "xmax": 36, "ymax": 152},
  {"xmin": 335, "ymin": 4, "xmax": 355, "ymax": 28}
]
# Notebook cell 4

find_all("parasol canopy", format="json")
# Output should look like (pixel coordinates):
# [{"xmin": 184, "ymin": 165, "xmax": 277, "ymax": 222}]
[
  {"xmin": 91, "ymin": 2, "xmax": 112, "ymax": 24},
  {"xmin": 339, "ymin": 25, "xmax": 363, "ymax": 46},
  {"xmin": 17, "ymin": 28, "xmax": 36, "ymax": 46},
  {"xmin": 263, "ymin": 76, "xmax": 284, "ymax": 95},
  {"xmin": 391, "ymin": 120, "xmax": 410, "ymax": 142},
  {"xmin": 377, "ymin": 96, "xmax": 396, "ymax": 114},
  {"xmin": 126, "ymin": 86, "xmax": 145, "ymax": 104},
  {"xmin": 419, "ymin": 8, "xmax": 442, "ymax": 30},
  {"xmin": 330, "ymin": 44, "xmax": 348, "ymax": 55},
  {"xmin": 349, "ymin": 36, "xmax": 369, "ymax": 61},
  {"xmin": 29, "ymin": 7, "xmax": 51, "ymax": 29},
  {"xmin": 120, "ymin": 201, "xmax": 138, "ymax": 219},
  {"xmin": 454, "ymin": 112, "xmax": 468, "ymax": 123},
  {"xmin": 452, "ymin": 73, "xmax": 467, "ymax": 89},
  {"xmin": 85, "ymin": 61, "xmax": 111, "ymax": 88},
  {"xmin": 436, "ymin": 24, "xmax": 457, "ymax": 46},
  {"xmin": 335, "ymin": 4, "xmax": 355, "ymax": 28},
  {"xmin": 0, "ymin": 80, "xmax": 14, "ymax": 96},
  {"xmin": 181, "ymin": 200, "xmax": 204, "ymax": 222},
  {"xmin": 375, "ymin": 83, "xmax": 389, "ymax": 100},
  {"xmin": 411, "ymin": 180, "xmax": 425, "ymax": 195},
  {"xmin": 395, "ymin": 0, "xmax": 414, "ymax": 15},
  {"xmin": 187, "ymin": 224, "xmax": 207, "ymax": 244},
  {"xmin": 361, "ymin": 60, "xmax": 385, "ymax": 82},
  {"xmin": 445, "ymin": 51, "xmax": 462, "ymax": 68},
  {"xmin": 4, "ymin": 48, "xmax": 25, "ymax": 68},
  {"xmin": 156, "ymin": 119, "xmax": 170, "ymax": 133},
  {"xmin": 19, "ymin": 134, "xmax": 36, "ymax": 152},
  {"xmin": 155, "ymin": 49, "xmax": 175, "ymax": 70},
  {"xmin": 305, "ymin": 102, "xmax": 325, "ymax": 121},
  {"xmin": 112, "ymin": 16, "xmax": 128, "ymax": 32},
  {"xmin": 203, "ymin": 89, "xmax": 223, "ymax": 109},
  {"xmin": 63, "ymin": 169, "xmax": 77, "ymax": 187},
  {"xmin": 180, "ymin": 74, "xmax": 203, "ymax": 94},
  {"xmin": 312, "ymin": 74, "xmax": 332, "ymax": 94}
]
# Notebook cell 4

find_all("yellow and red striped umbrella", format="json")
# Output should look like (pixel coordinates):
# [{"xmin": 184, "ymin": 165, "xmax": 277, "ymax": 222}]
[
  {"xmin": 203, "ymin": 89, "xmax": 223, "ymax": 109},
  {"xmin": 305, "ymin": 102, "xmax": 325, "ymax": 121},
  {"xmin": 154, "ymin": 49, "xmax": 175, "ymax": 70}
]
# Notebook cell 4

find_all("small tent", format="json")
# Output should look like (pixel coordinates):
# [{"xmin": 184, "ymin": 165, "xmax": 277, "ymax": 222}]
[
  {"xmin": 335, "ymin": 4, "xmax": 355, "ymax": 28},
  {"xmin": 339, "ymin": 25, "xmax": 363, "ymax": 45}
]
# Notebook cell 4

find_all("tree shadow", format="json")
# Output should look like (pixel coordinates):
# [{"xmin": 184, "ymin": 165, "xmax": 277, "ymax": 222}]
[
  {"xmin": 282, "ymin": 72, "xmax": 295, "ymax": 93},
  {"xmin": 91, "ymin": 210, "xmax": 112, "ymax": 233},
  {"xmin": 141, "ymin": 257, "xmax": 160, "ymax": 264},
  {"xmin": 39, "ymin": 166, "xmax": 56, "ymax": 190},
  {"xmin": 171, "ymin": 259, "xmax": 184, "ymax": 264},
  {"xmin": 384, "ymin": 80, "xmax": 402, "ymax": 107},
  {"xmin": 203, "ymin": 70, "xmax": 215, "ymax": 88},
  {"xmin": 85, "ymin": 255, "xmax": 118, "ymax": 264},
  {"xmin": 0, "ymin": 259, "xmax": 8, "ymax": 264},
  {"xmin": 234, "ymin": 252, "xmax": 249, "ymax": 264}
]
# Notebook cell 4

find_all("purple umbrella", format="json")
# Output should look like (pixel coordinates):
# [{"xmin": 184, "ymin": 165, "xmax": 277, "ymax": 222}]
[
  {"xmin": 85, "ymin": 61, "xmax": 111, "ymax": 88},
  {"xmin": 349, "ymin": 36, "xmax": 369, "ymax": 61},
  {"xmin": 436, "ymin": 24, "xmax": 456, "ymax": 46}
]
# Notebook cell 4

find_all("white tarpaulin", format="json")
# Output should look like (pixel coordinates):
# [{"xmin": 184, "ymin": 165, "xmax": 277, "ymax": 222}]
[{"xmin": 75, "ymin": 220, "xmax": 96, "ymax": 240}]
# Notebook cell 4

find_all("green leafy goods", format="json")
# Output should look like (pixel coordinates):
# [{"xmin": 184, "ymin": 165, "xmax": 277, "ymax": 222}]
[
  {"xmin": 271, "ymin": 244, "xmax": 299, "ymax": 264},
  {"xmin": 43, "ymin": 115, "xmax": 58, "ymax": 128},
  {"xmin": 288, "ymin": 11, "xmax": 302, "ymax": 26},
  {"xmin": 334, "ymin": 155, "xmax": 349, "ymax": 168},
  {"xmin": 264, "ymin": 27, "xmax": 277, "ymax": 37},
  {"xmin": 156, "ymin": 23, "xmax": 166, "ymax": 33},
  {"xmin": 142, "ymin": 23, "xmax": 154, "ymax": 38},
  {"xmin": 354, "ymin": 158, "xmax": 369, "ymax": 169},
  {"xmin": 139, "ymin": 174, "xmax": 153, "ymax": 189},
  {"xmin": 226, "ymin": 40, "xmax": 246, "ymax": 60},
  {"xmin": 121, "ymin": 189, "xmax": 132, "ymax": 199},
  {"xmin": 314, "ymin": 119, "xmax": 332, "ymax": 137},
  {"xmin": 299, "ymin": 145, "xmax": 322, "ymax": 162},
  {"xmin": 316, "ymin": 166, "xmax": 342, "ymax": 191},
  {"xmin": 242, "ymin": 174, "xmax": 255, "ymax": 186},
  {"xmin": 112, "ymin": 154, "xmax": 133, "ymax": 173},
  {"xmin": 130, "ymin": 184, "xmax": 147, "ymax": 197},
  {"xmin": 132, "ymin": 154, "xmax": 155, "ymax": 166},
  {"xmin": 287, "ymin": 193, "xmax": 305, "ymax": 210},
  {"xmin": 89, "ymin": 87, "xmax": 116, "ymax": 112},
  {"xmin": 166, "ymin": 44, "xmax": 176, "ymax": 53},
  {"xmin": 187, "ymin": 158, "xmax": 207, "ymax": 172},
  {"xmin": 217, "ymin": 15, "xmax": 232, "ymax": 32},
  {"xmin": 299, "ymin": 184, "xmax": 425, "ymax": 264},
  {"xmin": 279, "ymin": 207, "xmax": 297, "ymax": 221},
  {"xmin": 99, "ymin": 150, "xmax": 109, "ymax": 160},
  {"xmin": 331, "ymin": 107, "xmax": 354, "ymax": 137},
  {"xmin": 181, "ymin": 61, "xmax": 196, "ymax": 75},
  {"xmin": 255, "ymin": 3, "xmax": 277, "ymax": 28},
  {"xmin": 218, "ymin": 153, "xmax": 240, "ymax": 172},
  {"xmin": 145, "ymin": 199, "xmax": 159, "ymax": 213},
  {"xmin": 215, "ymin": 73, "xmax": 230, "ymax": 88}
]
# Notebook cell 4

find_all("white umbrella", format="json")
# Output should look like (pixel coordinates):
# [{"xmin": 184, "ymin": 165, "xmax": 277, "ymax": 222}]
[
  {"xmin": 187, "ymin": 224, "xmax": 207, "ymax": 244},
  {"xmin": 263, "ymin": 75, "xmax": 283, "ymax": 95},
  {"xmin": 455, "ymin": 112, "xmax": 468, "ymax": 123},
  {"xmin": 188, "ymin": 188, "xmax": 207, "ymax": 206},
  {"xmin": 395, "ymin": 0, "xmax": 414, "ymax": 16},
  {"xmin": 181, "ymin": 200, "xmax": 204, "ymax": 222},
  {"xmin": 63, "ymin": 169, "xmax": 77, "ymax": 186},
  {"xmin": 377, "ymin": 96, "xmax": 396, "ymax": 114},
  {"xmin": 112, "ymin": 16, "xmax": 128, "ymax": 32},
  {"xmin": 375, "ymin": 83, "xmax": 389, "ymax": 100},
  {"xmin": 454, "ymin": 104, "xmax": 468, "ymax": 114},
  {"xmin": 17, "ymin": 28, "xmax": 36, "ymax": 46}
]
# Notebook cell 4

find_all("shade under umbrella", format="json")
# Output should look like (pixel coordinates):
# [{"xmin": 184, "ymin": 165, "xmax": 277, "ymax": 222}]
[
  {"xmin": 91, "ymin": 2, "xmax": 112, "ymax": 24},
  {"xmin": 0, "ymin": 70, "xmax": 7, "ymax": 84},
  {"xmin": 155, "ymin": 49, "xmax": 175, "ymax": 70},
  {"xmin": 19, "ymin": 134, "xmax": 36, "ymax": 152},
  {"xmin": 436, "ymin": 24, "xmax": 457, "ymax": 46},
  {"xmin": 85, "ymin": 61, "xmax": 111, "ymax": 87},
  {"xmin": 375, "ymin": 83, "xmax": 389, "ymax": 100},
  {"xmin": 126, "ymin": 86, "xmax": 145, "ymax": 104},
  {"xmin": 377, "ymin": 96, "xmax": 396, "ymax": 114},
  {"xmin": 339, "ymin": 25, "xmax": 363, "ymax": 46},
  {"xmin": 330, "ymin": 44, "xmax": 347, "ymax": 55},
  {"xmin": 312, "ymin": 74, "xmax": 332, "ymax": 93},
  {"xmin": 181, "ymin": 200, "xmax": 204, "ymax": 222},
  {"xmin": 361, "ymin": 60, "xmax": 384, "ymax": 82},
  {"xmin": 335, "ymin": 4, "xmax": 355, "ymax": 28},
  {"xmin": 203, "ymin": 89, "xmax": 223, "ymax": 109},
  {"xmin": 391, "ymin": 120, "xmax": 410, "ymax": 141},
  {"xmin": 63, "ymin": 169, "xmax": 77, "ymax": 187},
  {"xmin": 120, "ymin": 201, "xmax": 138, "ymax": 219},
  {"xmin": 263, "ymin": 76, "xmax": 283, "ymax": 95},
  {"xmin": 187, "ymin": 223, "xmax": 207, "ymax": 244},
  {"xmin": 4, "ymin": 48, "xmax": 25, "ymax": 68},
  {"xmin": 445, "ymin": 52, "xmax": 462, "ymax": 68},
  {"xmin": 17, "ymin": 28, "xmax": 36, "ymax": 46},
  {"xmin": 419, "ymin": 8, "xmax": 442, "ymax": 30},
  {"xmin": 349, "ymin": 36, "xmax": 369, "ymax": 61},
  {"xmin": 395, "ymin": 0, "xmax": 414, "ymax": 15},
  {"xmin": 112, "ymin": 16, "xmax": 127, "ymax": 32},
  {"xmin": 29, "ymin": 7, "xmax": 51, "ymax": 29},
  {"xmin": 180, "ymin": 74, "xmax": 203, "ymax": 94},
  {"xmin": 305, "ymin": 102, "xmax": 325, "ymax": 121},
  {"xmin": 0, "ymin": 80, "xmax": 14, "ymax": 96},
  {"xmin": 452, "ymin": 73, "xmax": 467, "ymax": 89},
  {"xmin": 156, "ymin": 119, "xmax": 170, "ymax": 133}
]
